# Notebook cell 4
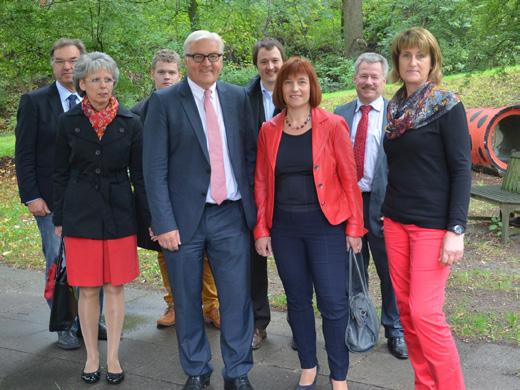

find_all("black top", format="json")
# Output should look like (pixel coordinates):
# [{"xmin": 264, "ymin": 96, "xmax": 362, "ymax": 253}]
[
  {"xmin": 382, "ymin": 102, "xmax": 471, "ymax": 229},
  {"xmin": 275, "ymin": 129, "xmax": 319, "ymax": 211}
]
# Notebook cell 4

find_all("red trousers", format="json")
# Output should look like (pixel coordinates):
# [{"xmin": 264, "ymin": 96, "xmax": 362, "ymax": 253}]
[{"xmin": 384, "ymin": 218, "xmax": 465, "ymax": 390}]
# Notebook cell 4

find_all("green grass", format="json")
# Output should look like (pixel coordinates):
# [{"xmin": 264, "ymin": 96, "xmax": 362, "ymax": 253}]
[
  {"xmin": 0, "ymin": 134, "xmax": 15, "ymax": 158},
  {"xmin": 448, "ymin": 269, "xmax": 519, "ymax": 292}
]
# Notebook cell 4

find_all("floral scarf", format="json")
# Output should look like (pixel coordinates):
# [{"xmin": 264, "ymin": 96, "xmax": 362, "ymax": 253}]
[
  {"xmin": 385, "ymin": 81, "xmax": 460, "ymax": 140},
  {"xmin": 81, "ymin": 95, "xmax": 119, "ymax": 140}
]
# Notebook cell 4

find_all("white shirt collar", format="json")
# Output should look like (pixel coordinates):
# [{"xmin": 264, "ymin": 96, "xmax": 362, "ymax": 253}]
[
  {"xmin": 355, "ymin": 95, "xmax": 384, "ymax": 113},
  {"xmin": 56, "ymin": 81, "xmax": 81, "ymax": 102},
  {"xmin": 187, "ymin": 77, "xmax": 217, "ymax": 101},
  {"xmin": 260, "ymin": 80, "xmax": 273, "ymax": 96}
]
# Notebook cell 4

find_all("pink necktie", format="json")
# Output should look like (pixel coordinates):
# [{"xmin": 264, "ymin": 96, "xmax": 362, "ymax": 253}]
[{"xmin": 204, "ymin": 89, "xmax": 227, "ymax": 205}]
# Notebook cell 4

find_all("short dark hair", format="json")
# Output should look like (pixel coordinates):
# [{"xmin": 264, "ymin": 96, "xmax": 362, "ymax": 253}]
[
  {"xmin": 50, "ymin": 38, "xmax": 86, "ymax": 59},
  {"xmin": 151, "ymin": 49, "xmax": 181, "ymax": 70},
  {"xmin": 252, "ymin": 38, "xmax": 285, "ymax": 66},
  {"xmin": 272, "ymin": 57, "xmax": 321, "ymax": 109}
]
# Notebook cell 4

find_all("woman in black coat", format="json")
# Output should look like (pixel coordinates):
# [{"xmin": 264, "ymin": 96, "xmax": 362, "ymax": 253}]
[{"xmin": 53, "ymin": 52, "xmax": 147, "ymax": 385}]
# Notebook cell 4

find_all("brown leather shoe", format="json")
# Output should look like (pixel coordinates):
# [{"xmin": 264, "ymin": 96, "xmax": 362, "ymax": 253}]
[
  {"xmin": 156, "ymin": 305, "xmax": 175, "ymax": 328},
  {"xmin": 203, "ymin": 307, "xmax": 221, "ymax": 329},
  {"xmin": 251, "ymin": 328, "xmax": 267, "ymax": 350}
]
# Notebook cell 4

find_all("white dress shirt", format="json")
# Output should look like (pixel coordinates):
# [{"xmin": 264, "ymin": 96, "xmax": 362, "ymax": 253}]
[
  {"xmin": 260, "ymin": 80, "xmax": 275, "ymax": 121},
  {"xmin": 350, "ymin": 95, "xmax": 384, "ymax": 192},
  {"xmin": 56, "ymin": 81, "xmax": 82, "ymax": 112},
  {"xmin": 187, "ymin": 78, "xmax": 240, "ymax": 203}
]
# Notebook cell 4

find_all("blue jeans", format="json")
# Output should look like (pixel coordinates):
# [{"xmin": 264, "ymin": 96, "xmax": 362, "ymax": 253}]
[{"xmin": 35, "ymin": 213, "xmax": 103, "ymax": 333}]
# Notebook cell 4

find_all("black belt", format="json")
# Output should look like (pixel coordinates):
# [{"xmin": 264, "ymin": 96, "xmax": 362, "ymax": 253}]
[{"xmin": 205, "ymin": 199, "xmax": 237, "ymax": 207}]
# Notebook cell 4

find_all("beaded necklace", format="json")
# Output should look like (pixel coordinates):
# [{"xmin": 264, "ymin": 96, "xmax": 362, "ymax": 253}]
[{"xmin": 285, "ymin": 112, "xmax": 311, "ymax": 130}]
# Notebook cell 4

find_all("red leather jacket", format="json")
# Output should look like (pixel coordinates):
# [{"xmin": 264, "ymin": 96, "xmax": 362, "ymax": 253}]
[{"xmin": 254, "ymin": 107, "xmax": 366, "ymax": 240}]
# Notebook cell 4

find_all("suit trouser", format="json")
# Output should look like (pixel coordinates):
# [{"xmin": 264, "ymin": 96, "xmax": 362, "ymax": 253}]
[
  {"xmin": 250, "ymin": 240, "xmax": 270, "ymax": 330},
  {"xmin": 164, "ymin": 201, "xmax": 253, "ymax": 379},
  {"xmin": 384, "ymin": 218, "xmax": 465, "ymax": 390},
  {"xmin": 359, "ymin": 192, "xmax": 403, "ymax": 338},
  {"xmin": 157, "ymin": 251, "xmax": 219, "ymax": 312},
  {"xmin": 271, "ymin": 207, "xmax": 349, "ymax": 381}
]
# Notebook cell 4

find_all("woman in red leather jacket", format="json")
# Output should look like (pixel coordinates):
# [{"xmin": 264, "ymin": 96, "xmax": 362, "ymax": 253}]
[{"xmin": 254, "ymin": 57, "xmax": 365, "ymax": 390}]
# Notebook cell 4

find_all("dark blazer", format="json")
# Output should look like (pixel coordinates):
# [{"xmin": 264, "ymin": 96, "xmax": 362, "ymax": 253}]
[
  {"xmin": 53, "ymin": 104, "xmax": 148, "ymax": 240},
  {"xmin": 245, "ymin": 75, "xmax": 280, "ymax": 136},
  {"xmin": 254, "ymin": 107, "xmax": 365, "ymax": 240},
  {"xmin": 334, "ymin": 99, "xmax": 388, "ymax": 238},
  {"xmin": 130, "ymin": 94, "xmax": 161, "ymax": 251},
  {"xmin": 131, "ymin": 94, "xmax": 151, "ymax": 120},
  {"xmin": 143, "ymin": 79, "xmax": 257, "ymax": 244},
  {"xmin": 15, "ymin": 82, "xmax": 63, "ymax": 209}
]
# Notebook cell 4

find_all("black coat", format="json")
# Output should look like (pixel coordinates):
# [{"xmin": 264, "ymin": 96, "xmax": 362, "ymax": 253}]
[
  {"xmin": 53, "ymin": 104, "xmax": 149, "ymax": 240},
  {"xmin": 15, "ymin": 82, "xmax": 63, "ymax": 208},
  {"xmin": 245, "ymin": 75, "xmax": 281, "ymax": 135}
]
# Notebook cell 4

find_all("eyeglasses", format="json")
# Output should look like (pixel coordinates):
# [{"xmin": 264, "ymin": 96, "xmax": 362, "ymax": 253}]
[
  {"xmin": 53, "ymin": 58, "xmax": 78, "ymax": 66},
  {"xmin": 86, "ymin": 77, "xmax": 115, "ymax": 85},
  {"xmin": 185, "ymin": 53, "xmax": 223, "ymax": 63}
]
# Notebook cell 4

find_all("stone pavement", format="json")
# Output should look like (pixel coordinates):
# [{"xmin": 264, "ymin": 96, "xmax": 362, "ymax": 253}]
[{"xmin": 0, "ymin": 264, "xmax": 519, "ymax": 390}]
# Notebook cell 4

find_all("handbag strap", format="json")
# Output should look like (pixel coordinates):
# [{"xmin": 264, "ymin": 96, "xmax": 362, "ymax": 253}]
[
  {"xmin": 56, "ymin": 237, "xmax": 65, "ymax": 269},
  {"xmin": 348, "ymin": 249, "xmax": 369, "ymax": 297}
]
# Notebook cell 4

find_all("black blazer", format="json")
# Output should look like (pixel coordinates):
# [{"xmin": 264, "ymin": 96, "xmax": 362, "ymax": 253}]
[
  {"xmin": 143, "ymin": 79, "xmax": 257, "ymax": 243},
  {"xmin": 245, "ymin": 75, "xmax": 280, "ymax": 135},
  {"xmin": 130, "ymin": 94, "xmax": 161, "ymax": 251},
  {"xmin": 15, "ymin": 82, "xmax": 63, "ymax": 209},
  {"xmin": 53, "ymin": 104, "xmax": 148, "ymax": 240}
]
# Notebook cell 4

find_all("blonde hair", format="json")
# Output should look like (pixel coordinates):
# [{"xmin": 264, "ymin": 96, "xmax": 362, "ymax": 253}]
[{"xmin": 390, "ymin": 27, "xmax": 443, "ymax": 84}]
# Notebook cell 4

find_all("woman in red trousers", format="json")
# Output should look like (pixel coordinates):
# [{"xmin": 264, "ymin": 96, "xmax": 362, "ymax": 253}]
[{"xmin": 382, "ymin": 27, "xmax": 471, "ymax": 390}]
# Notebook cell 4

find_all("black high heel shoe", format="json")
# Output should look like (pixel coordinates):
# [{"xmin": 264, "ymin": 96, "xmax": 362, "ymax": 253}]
[
  {"xmin": 106, "ymin": 370, "xmax": 125, "ymax": 385},
  {"xmin": 81, "ymin": 369, "xmax": 101, "ymax": 384}
]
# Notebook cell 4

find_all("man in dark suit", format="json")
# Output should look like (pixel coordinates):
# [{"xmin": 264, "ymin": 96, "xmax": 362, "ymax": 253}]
[
  {"xmin": 334, "ymin": 52, "xmax": 408, "ymax": 360},
  {"xmin": 245, "ymin": 37, "xmax": 284, "ymax": 350},
  {"xmin": 143, "ymin": 31, "xmax": 256, "ymax": 390},
  {"xmin": 15, "ymin": 38, "xmax": 90, "ymax": 350},
  {"xmin": 132, "ymin": 49, "xmax": 221, "ymax": 331}
]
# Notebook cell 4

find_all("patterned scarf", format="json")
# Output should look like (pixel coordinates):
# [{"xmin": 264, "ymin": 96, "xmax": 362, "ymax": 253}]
[
  {"xmin": 81, "ymin": 95, "xmax": 119, "ymax": 140},
  {"xmin": 385, "ymin": 81, "xmax": 460, "ymax": 140}
]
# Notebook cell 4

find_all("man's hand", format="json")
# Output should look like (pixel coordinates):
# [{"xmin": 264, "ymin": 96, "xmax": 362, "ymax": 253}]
[
  {"xmin": 54, "ymin": 226, "xmax": 62, "ymax": 237},
  {"xmin": 157, "ymin": 230, "xmax": 181, "ymax": 251},
  {"xmin": 27, "ymin": 198, "xmax": 50, "ymax": 217},
  {"xmin": 255, "ymin": 236, "xmax": 273, "ymax": 257},
  {"xmin": 440, "ymin": 231, "xmax": 464, "ymax": 266},
  {"xmin": 346, "ymin": 236, "xmax": 362, "ymax": 253}
]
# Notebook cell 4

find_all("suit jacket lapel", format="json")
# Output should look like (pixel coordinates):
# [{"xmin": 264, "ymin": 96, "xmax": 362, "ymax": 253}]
[
  {"xmin": 216, "ymin": 82, "xmax": 238, "ymax": 167},
  {"xmin": 311, "ymin": 108, "xmax": 328, "ymax": 162},
  {"xmin": 345, "ymin": 102, "xmax": 356, "ymax": 131},
  {"xmin": 48, "ymin": 82, "xmax": 64, "ymax": 119},
  {"xmin": 179, "ymin": 80, "xmax": 209, "ymax": 163}
]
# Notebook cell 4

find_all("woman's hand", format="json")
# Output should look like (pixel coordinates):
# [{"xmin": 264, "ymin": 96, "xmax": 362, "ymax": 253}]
[
  {"xmin": 440, "ymin": 231, "xmax": 464, "ymax": 266},
  {"xmin": 54, "ymin": 226, "xmax": 62, "ymax": 237},
  {"xmin": 346, "ymin": 236, "xmax": 362, "ymax": 253},
  {"xmin": 149, "ymin": 227, "xmax": 159, "ymax": 242},
  {"xmin": 255, "ymin": 237, "xmax": 273, "ymax": 257}
]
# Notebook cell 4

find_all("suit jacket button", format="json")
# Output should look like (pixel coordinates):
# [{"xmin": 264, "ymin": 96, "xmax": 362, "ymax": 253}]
[
  {"xmin": 95, "ymin": 150, "xmax": 101, "ymax": 156},
  {"xmin": 95, "ymin": 168, "xmax": 101, "ymax": 174},
  {"xmin": 119, "ymin": 127, "xmax": 125, "ymax": 133},
  {"xmin": 318, "ymin": 183, "xmax": 324, "ymax": 189},
  {"xmin": 314, "ymin": 165, "xmax": 319, "ymax": 170},
  {"xmin": 321, "ymin": 201, "xmax": 325, "ymax": 206},
  {"xmin": 74, "ymin": 128, "xmax": 80, "ymax": 133},
  {"xmin": 94, "ymin": 184, "xmax": 100, "ymax": 191}
]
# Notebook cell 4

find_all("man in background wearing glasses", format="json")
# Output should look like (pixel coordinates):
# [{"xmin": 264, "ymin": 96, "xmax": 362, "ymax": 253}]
[
  {"xmin": 15, "ymin": 38, "xmax": 106, "ymax": 350},
  {"xmin": 143, "ymin": 30, "xmax": 257, "ymax": 390}
]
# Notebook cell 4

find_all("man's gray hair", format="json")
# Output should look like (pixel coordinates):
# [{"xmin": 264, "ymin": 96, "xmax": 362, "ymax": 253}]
[
  {"xmin": 50, "ymin": 38, "xmax": 86, "ymax": 62},
  {"xmin": 73, "ymin": 52, "xmax": 119, "ymax": 97},
  {"xmin": 183, "ymin": 30, "xmax": 224, "ymax": 55},
  {"xmin": 354, "ymin": 52, "xmax": 389, "ymax": 77}
]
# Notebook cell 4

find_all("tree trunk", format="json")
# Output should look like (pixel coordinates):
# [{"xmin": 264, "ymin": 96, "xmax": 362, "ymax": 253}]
[
  {"xmin": 188, "ymin": 0, "xmax": 198, "ymax": 31},
  {"xmin": 342, "ymin": 0, "xmax": 365, "ymax": 59}
]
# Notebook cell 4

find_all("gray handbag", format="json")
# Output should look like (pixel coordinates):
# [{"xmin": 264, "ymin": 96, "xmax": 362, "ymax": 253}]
[{"xmin": 345, "ymin": 249, "xmax": 380, "ymax": 352}]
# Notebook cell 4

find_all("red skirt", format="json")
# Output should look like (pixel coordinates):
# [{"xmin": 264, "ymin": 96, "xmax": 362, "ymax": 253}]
[{"xmin": 64, "ymin": 235, "xmax": 139, "ymax": 287}]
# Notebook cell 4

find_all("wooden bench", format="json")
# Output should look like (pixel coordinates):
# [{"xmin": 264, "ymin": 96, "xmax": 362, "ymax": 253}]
[{"xmin": 470, "ymin": 185, "xmax": 520, "ymax": 242}]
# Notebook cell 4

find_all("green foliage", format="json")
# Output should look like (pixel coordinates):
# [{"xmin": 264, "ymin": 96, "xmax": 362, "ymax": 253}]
[
  {"xmin": 0, "ymin": 135, "xmax": 15, "ymax": 158},
  {"xmin": 314, "ymin": 54, "xmax": 355, "ymax": 92},
  {"xmin": 221, "ymin": 65, "xmax": 257, "ymax": 87}
]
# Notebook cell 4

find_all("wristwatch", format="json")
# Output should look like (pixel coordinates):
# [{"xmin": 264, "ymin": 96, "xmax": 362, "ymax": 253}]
[{"xmin": 448, "ymin": 225, "xmax": 465, "ymax": 235}]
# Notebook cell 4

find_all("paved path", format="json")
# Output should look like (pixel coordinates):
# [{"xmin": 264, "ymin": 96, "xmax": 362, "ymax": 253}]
[{"xmin": 0, "ymin": 264, "xmax": 519, "ymax": 389}]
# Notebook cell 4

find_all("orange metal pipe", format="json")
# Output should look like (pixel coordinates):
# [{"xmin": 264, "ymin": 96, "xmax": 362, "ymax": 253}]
[{"xmin": 466, "ymin": 104, "xmax": 520, "ymax": 174}]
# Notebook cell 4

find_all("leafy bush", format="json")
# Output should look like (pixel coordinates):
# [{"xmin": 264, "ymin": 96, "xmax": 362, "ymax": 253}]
[
  {"xmin": 221, "ymin": 65, "xmax": 257, "ymax": 87},
  {"xmin": 314, "ymin": 54, "xmax": 355, "ymax": 93}
]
